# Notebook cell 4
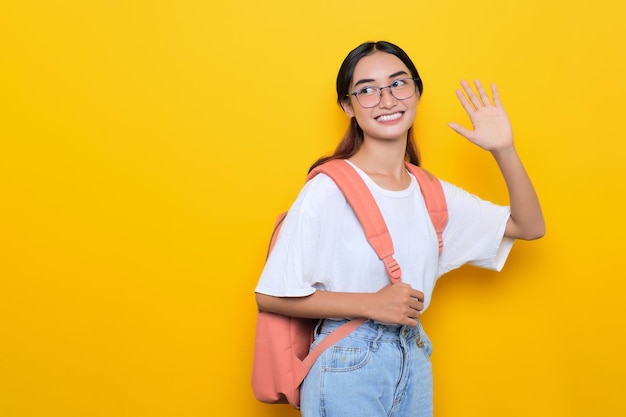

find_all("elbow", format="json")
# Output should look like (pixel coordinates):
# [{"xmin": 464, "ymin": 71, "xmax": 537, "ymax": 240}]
[
  {"xmin": 506, "ymin": 215, "xmax": 546, "ymax": 241},
  {"xmin": 256, "ymin": 292, "xmax": 285, "ymax": 313},
  {"xmin": 526, "ymin": 229, "xmax": 546, "ymax": 241},
  {"xmin": 535, "ymin": 224, "xmax": 547, "ymax": 240},
  {"xmin": 519, "ymin": 223, "xmax": 546, "ymax": 241},
  {"xmin": 530, "ymin": 218, "xmax": 547, "ymax": 240},
  {"xmin": 255, "ymin": 292, "xmax": 271, "ymax": 312}
]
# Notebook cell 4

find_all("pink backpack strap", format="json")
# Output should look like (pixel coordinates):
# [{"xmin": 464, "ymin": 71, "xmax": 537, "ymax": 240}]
[
  {"xmin": 302, "ymin": 317, "xmax": 366, "ymax": 369},
  {"xmin": 404, "ymin": 162, "xmax": 448, "ymax": 254},
  {"xmin": 308, "ymin": 159, "xmax": 402, "ymax": 284}
]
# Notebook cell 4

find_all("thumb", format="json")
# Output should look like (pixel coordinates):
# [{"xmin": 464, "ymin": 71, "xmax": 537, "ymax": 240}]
[{"xmin": 448, "ymin": 122, "xmax": 473, "ymax": 139}]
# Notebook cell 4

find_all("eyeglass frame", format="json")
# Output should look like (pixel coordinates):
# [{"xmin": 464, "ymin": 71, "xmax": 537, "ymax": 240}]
[{"xmin": 346, "ymin": 77, "xmax": 420, "ymax": 108}]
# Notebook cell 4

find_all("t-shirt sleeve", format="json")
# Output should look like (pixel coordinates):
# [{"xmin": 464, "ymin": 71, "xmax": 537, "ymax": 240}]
[
  {"xmin": 437, "ymin": 181, "xmax": 514, "ymax": 277},
  {"xmin": 254, "ymin": 179, "xmax": 329, "ymax": 297}
]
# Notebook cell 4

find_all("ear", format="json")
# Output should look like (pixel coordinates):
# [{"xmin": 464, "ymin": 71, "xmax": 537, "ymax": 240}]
[{"xmin": 340, "ymin": 99, "xmax": 355, "ymax": 118}]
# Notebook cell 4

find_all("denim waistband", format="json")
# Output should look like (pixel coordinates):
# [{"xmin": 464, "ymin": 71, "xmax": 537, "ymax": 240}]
[{"xmin": 318, "ymin": 319, "xmax": 422, "ymax": 342}]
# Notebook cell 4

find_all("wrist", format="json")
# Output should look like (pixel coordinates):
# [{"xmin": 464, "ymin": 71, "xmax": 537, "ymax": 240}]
[
  {"xmin": 358, "ymin": 292, "xmax": 376, "ymax": 320},
  {"xmin": 491, "ymin": 144, "xmax": 518, "ymax": 161}
]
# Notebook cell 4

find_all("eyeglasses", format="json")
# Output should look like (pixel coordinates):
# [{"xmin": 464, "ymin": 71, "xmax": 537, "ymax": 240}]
[{"xmin": 347, "ymin": 78, "xmax": 419, "ymax": 108}]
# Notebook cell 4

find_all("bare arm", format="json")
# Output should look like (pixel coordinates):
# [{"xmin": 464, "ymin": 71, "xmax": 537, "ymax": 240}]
[
  {"xmin": 448, "ymin": 80, "xmax": 545, "ymax": 240},
  {"xmin": 492, "ymin": 146, "xmax": 545, "ymax": 239},
  {"xmin": 256, "ymin": 282, "xmax": 425, "ymax": 327}
]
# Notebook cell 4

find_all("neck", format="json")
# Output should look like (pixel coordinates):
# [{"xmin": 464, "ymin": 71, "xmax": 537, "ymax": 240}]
[{"xmin": 348, "ymin": 137, "xmax": 410, "ymax": 190}]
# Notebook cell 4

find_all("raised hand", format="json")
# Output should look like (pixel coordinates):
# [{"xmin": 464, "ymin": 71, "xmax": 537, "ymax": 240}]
[{"xmin": 448, "ymin": 80, "xmax": 513, "ymax": 153}]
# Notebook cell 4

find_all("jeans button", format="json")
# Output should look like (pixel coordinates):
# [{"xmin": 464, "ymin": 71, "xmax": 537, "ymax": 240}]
[{"xmin": 416, "ymin": 335, "xmax": 425, "ymax": 348}]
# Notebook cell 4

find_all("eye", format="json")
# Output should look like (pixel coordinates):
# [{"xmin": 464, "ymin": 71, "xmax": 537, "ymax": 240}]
[
  {"xmin": 391, "ymin": 79, "xmax": 407, "ymax": 88},
  {"xmin": 357, "ymin": 86, "xmax": 378, "ymax": 96}
]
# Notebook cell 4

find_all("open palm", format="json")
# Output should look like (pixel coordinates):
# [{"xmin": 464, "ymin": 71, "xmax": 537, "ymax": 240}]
[{"xmin": 448, "ymin": 80, "xmax": 513, "ymax": 152}]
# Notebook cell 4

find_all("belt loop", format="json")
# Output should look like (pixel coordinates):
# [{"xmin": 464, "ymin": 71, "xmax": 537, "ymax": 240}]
[
  {"xmin": 372, "ymin": 325, "xmax": 384, "ymax": 351},
  {"xmin": 416, "ymin": 321, "xmax": 425, "ymax": 348},
  {"xmin": 314, "ymin": 319, "xmax": 324, "ymax": 336}
]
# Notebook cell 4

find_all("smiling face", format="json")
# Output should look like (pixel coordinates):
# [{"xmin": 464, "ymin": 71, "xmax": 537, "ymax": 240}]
[{"xmin": 342, "ymin": 51, "xmax": 420, "ymax": 143}]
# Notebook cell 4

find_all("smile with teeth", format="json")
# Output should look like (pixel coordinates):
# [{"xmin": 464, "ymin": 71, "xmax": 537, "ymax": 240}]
[{"xmin": 376, "ymin": 112, "xmax": 403, "ymax": 122}]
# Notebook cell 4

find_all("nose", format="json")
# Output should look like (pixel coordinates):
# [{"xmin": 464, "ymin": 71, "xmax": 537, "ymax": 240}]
[{"xmin": 378, "ymin": 86, "xmax": 397, "ymax": 108}]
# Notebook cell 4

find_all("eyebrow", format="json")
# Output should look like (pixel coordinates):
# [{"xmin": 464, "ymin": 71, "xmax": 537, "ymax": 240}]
[{"xmin": 353, "ymin": 71, "xmax": 410, "ymax": 88}]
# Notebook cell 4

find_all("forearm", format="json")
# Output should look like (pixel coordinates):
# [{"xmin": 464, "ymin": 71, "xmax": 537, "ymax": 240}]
[
  {"xmin": 256, "ymin": 283, "xmax": 424, "ymax": 327},
  {"xmin": 492, "ymin": 146, "xmax": 545, "ymax": 240},
  {"xmin": 256, "ymin": 290, "xmax": 372, "ymax": 319}
]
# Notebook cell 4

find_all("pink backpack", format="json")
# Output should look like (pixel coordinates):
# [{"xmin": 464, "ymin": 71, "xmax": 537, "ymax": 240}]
[{"xmin": 251, "ymin": 159, "xmax": 448, "ymax": 409}]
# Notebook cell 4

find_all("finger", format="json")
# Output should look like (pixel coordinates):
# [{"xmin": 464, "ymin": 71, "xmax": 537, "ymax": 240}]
[
  {"xmin": 404, "ymin": 317, "xmax": 419, "ymax": 327},
  {"xmin": 491, "ymin": 82, "xmax": 503, "ymax": 108},
  {"xmin": 460, "ymin": 79, "xmax": 482, "ymax": 109},
  {"xmin": 455, "ymin": 87, "xmax": 476, "ymax": 114},
  {"xmin": 410, "ymin": 289, "xmax": 425, "ymax": 303},
  {"xmin": 408, "ymin": 293, "xmax": 424, "ymax": 310},
  {"xmin": 410, "ymin": 299, "xmax": 424, "ymax": 312},
  {"xmin": 407, "ymin": 308, "xmax": 421, "ymax": 323},
  {"xmin": 405, "ymin": 307, "xmax": 421, "ymax": 322},
  {"xmin": 473, "ymin": 79, "xmax": 491, "ymax": 106},
  {"xmin": 448, "ymin": 122, "xmax": 475, "ymax": 140},
  {"xmin": 407, "ymin": 297, "xmax": 422, "ymax": 309}
]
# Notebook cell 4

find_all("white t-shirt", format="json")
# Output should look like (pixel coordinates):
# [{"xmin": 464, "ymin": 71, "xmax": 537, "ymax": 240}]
[{"xmin": 255, "ymin": 162, "xmax": 514, "ymax": 311}]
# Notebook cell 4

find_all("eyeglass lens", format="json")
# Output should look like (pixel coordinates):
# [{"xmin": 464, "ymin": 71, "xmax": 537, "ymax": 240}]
[{"xmin": 355, "ymin": 78, "xmax": 417, "ymax": 108}]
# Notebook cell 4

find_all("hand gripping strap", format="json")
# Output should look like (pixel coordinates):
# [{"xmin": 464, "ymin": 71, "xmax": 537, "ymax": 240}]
[{"xmin": 308, "ymin": 159, "xmax": 402, "ymax": 283}]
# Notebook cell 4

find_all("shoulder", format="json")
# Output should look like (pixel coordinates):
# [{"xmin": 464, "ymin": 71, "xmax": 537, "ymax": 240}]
[
  {"xmin": 438, "ymin": 179, "xmax": 483, "ymax": 210},
  {"xmin": 438, "ymin": 178, "xmax": 510, "ymax": 219},
  {"xmin": 291, "ymin": 173, "xmax": 347, "ymax": 214},
  {"xmin": 439, "ymin": 179, "xmax": 467, "ymax": 200}
]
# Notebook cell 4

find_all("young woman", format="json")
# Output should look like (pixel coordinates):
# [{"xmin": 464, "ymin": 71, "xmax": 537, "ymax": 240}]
[{"xmin": 255, "ymin": 41, "xmax": 545, "ymax": 417}]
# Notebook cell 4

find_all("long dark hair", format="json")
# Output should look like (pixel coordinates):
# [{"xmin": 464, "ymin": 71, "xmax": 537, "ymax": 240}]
[{"xmin": 309, "ymin": 41, "xmax": 424, "ymax": 173}]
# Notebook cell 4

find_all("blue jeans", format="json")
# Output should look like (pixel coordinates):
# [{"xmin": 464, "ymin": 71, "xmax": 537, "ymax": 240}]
[{"xmin": 301, "ymin": 319, "xmax": 433, "ymax": 417}]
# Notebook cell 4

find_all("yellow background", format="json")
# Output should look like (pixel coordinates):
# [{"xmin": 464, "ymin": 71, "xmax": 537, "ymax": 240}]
[{"xmin": 1, "ymin": 1, "xmax": 625, "ymax": 416}]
